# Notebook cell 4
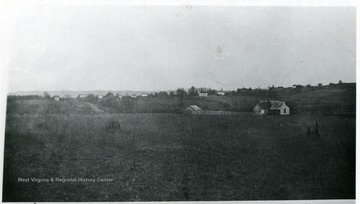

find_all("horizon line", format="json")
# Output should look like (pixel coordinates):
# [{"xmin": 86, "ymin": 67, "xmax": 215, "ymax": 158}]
[{"xmin": 7, "ymin": 81, "xmax": 356, "ymax": 94}]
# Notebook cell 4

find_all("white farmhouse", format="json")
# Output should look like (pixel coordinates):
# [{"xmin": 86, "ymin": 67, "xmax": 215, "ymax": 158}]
[{"xmin": 253, "ymin": 101, "xmax": 290, "ymax": 116}]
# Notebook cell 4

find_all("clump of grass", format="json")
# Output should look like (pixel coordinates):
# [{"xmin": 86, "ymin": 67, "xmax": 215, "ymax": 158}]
[{"xmin": 104, "ymin": 120, "xmax": 122, "ymax": 132}]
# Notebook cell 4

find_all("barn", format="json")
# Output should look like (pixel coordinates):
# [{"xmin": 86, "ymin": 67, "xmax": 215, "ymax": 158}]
[{"xmin": 253, "ymin": 101, "xmax": 290, "ymax": 116}]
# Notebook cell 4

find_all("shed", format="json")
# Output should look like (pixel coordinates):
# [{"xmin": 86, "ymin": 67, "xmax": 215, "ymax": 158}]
[{"xmin": 185, "ymin": 105, "xmax": 202, "ymax": 111}]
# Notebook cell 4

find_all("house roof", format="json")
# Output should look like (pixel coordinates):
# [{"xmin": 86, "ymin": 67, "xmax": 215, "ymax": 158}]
[
  {"xmin": 269, "ymin": 101, "xmax": 286, "ymax": 109},
  {"xmin": 257, "ymin": 101, "xmax": 272, "ymax": 109},
  {"xmin": 257, "ymin": 101, "xmax": 287, "ymax": 110},
  {"xmin": 187, "ymin": 105, "xmax": 201, "ymax": 111}
]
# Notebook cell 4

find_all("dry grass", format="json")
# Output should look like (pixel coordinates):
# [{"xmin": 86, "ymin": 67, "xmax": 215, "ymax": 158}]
[{"xmin": 3, "ymin": 113, "xmax": 355, "ymax": 201}]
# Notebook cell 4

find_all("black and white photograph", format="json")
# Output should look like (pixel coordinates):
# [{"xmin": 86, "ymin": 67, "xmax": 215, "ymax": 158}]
[{"xmin": 0, "ymin": 0, "xmax": 356, "ymax": 202}]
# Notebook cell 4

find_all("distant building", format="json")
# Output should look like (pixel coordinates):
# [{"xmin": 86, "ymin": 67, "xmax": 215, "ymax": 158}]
[
  {"xmin": 217, "ymin": 91, "xmax": 225, "ymax": 96},
  {"xmin": 253, "ymin": 101, "xmax": 290, "ymax": 116},
  {"xmin": 141, "ymin": 93, "xmax": 148, "ymax": 97},
  {"xmin": 199, "ymin": 92, "xmax": 208, "ymax": 97},
  {"xmin": 77, "ymin": 94, "xmax": 87, "ymax": 99},
  {"xmin": 53, "ymin": 95, "xmax": 61, "ymax": 101},
  {"xmin": 96, "ymin": 95, "xmax": 103, "ymax": 100},
  {"xmin": 114, "ymin": 95, "xmax": 122, "ymax": 100}
]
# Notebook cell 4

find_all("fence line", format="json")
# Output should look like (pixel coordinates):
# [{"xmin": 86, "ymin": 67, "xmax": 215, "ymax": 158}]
[{"xmin": 184, "ymin": 110, "xmax": 244, "ymax": 115}]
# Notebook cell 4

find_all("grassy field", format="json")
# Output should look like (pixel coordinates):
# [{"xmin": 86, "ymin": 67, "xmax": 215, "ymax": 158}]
[{"xmin": 3, "ymin": 112, "xmax": 355, "ymax": 201}]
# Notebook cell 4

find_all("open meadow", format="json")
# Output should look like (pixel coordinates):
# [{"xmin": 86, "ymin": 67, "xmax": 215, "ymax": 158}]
[
  {"xmin": 3, "ymin": 111, "xmax": 355, "ymax": 201},
  {"xmin": 3, "ymin": 4, "xmax": 356, "ymax": 202}
]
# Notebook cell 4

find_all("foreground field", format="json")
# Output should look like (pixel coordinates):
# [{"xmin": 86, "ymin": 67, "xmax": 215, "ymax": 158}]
[{"xmin": 3, "ymin": 113, "xmax": 355, "ymax": 201}]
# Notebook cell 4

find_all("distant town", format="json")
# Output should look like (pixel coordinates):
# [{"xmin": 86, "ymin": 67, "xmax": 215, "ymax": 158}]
[
  {"xmin": 8, "ymin": 80, "xmax": 353, "ymax": 99},
  {"xmin": 7, "ymin": 80, "xmax": 355, "ymax": 116}
]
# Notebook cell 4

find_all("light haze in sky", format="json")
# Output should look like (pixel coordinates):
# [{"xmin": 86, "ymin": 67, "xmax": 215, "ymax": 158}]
[{"xmin": 4, "ymin": 5, "xmax": 356, "ymax": 91}]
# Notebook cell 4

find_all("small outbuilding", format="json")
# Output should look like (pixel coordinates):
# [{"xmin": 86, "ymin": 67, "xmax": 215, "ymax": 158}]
[
  {"xmin": 253, "ymin": 101, "xmax": 290, "ymax": 116},
  {"xmin": 185, "ymin": 105, "xmax": 202, "ymax": 111}
]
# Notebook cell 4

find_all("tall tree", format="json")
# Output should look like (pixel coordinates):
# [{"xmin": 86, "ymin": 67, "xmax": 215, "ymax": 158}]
[
  {"xmin": 188, "ymin": 86, "xmax": 198, "ymax": 96},
  {"xmin": 176, "ymin": 88, "xmax": 187, "ymax": 109},
  {"xmin": 43, "ymin": 92, "xmax": 50, "ymax": 99},
  {"xmin": 86, "ymin": 94, "xmax": 97, "ymax": 103}
]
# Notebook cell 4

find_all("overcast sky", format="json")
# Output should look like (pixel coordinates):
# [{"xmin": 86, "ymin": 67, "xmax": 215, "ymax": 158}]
[{"xmin": 4, "ymin": 5, "xmax": 356, "ymax": 91}]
